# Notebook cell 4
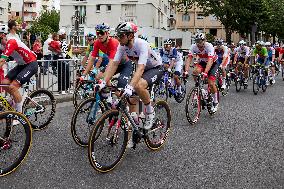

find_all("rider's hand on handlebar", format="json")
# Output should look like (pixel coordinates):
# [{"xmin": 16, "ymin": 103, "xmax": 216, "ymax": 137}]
[
  {"xmin": 79, "ymin": 75, "xmax": 87, "ymax": 81},
  {"xmin": 95, "ymin": 80, "xmax": 106, "ymax": 91},
  {"xmin": 123, "ymin": 84, "xmax": 134, "ymax": 97}
]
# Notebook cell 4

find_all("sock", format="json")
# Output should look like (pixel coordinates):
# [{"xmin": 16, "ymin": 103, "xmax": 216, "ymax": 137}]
[
  {"xmin": 178, "ymin": 85, "xmax": 182, "ymax": 93},
  {"xmin": 145, "ymin": 103, "xmax": 154, "ymax": 114},
  {"xmin": 212, "ymin": 93, "xmax": 218, "ymax": 103}
]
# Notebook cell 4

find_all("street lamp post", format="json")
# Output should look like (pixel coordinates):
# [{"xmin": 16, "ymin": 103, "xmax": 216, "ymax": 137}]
[{"xmin": 72, "ymin": 9, "xmax": 80, "ymax": 45}]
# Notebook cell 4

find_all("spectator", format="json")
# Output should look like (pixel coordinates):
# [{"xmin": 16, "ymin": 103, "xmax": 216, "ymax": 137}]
[
  {"xmin": 49, "ymin": 33, "xmax": 61, "ymax": 74},
  {"xmin": 42, "ymin": 34, "xmax": 53, "ymax": 74},
  {"xmin": 33, "ymin": 38, "xmax": 43, "ymax": 60},
  {"xmin": 49, "ymin": 29, "xmax": 70, "ymax": 94}
]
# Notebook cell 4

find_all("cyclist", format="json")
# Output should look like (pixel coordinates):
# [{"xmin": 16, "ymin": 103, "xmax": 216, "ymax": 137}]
[
  {"xmin": 252, "ymin": 41, "xmax": 269, "ymax": 85},
  {"xmin": 233, "ymin": 40, "xmax": 250, "ymax": 85},
  {"xmin": 0, "ymin": 20, "xmax": 38, "ymax": 113},
  {"xmin": 265, "ymin": 42, "xmax": 276, "ymax": 84},
  {"xmin": 160, "ymin": 39, "xmax": 184, "ymax": 95},
  {"xmin": 229, "ymin": 43, "xmax": 236, "ymax": 65},
  {"xmin": 98, "ymin": 22, "xmax": 163, "ymax": 130},
  {"xmin": 80, "ymin": 23, "xmax": 116, "ymax": 81},
  {"xmin": 81, "ymin": 32, "xmax": 96, "ymax": 68},
  {"xmin": 214, "ymin": 38, "xmax": 230, "ymax": 89},
  {"xmin": 184, "ymin": 33, "xmax": 219, "ymax": 113},
  {"xmin": 277, "ymin": 44, "xmax": 284, "ymax": 72},
  {"xmin": 274, "ymin": 43, "xmax": 281, "ymax": 72}
]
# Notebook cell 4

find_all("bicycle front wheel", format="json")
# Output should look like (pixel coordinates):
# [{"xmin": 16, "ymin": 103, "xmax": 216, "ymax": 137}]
[
  {"xmin": 71, "ymin": 97, "xmax": 105, "ymax": 147},
  {"xmin": 23, "ymin": 89, "xmax": 56, "ymax": 130},
  {"xmin": 73, "ymin": 80, "xmax": 96, "ymax": 108},
  {"xmin": 253, "ymin": 75, "xmax": 259, "ymax": 95},
  {"xmin": 144, "ymin": 100, "xmax": 171, "ymax": 150},
  {"xmin": 185, "ymin": 87, "xmax": 201, "ymax": 124},
  {"xmin": 88, "ymin": 109, "xmax": 129, "ymax": 173},
  {"xmin": 0, "ymin": 111, "xmax": 32, "ymax": 177}
]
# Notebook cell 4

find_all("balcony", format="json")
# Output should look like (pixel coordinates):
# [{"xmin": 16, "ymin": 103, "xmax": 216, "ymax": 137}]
[
  {"xmin": 24, "ymin": 0, "xmax": 36, "ymax": 3},
  {"xmin": 24, "ymin": 6, "xmax": 36, "ymax": 13}
]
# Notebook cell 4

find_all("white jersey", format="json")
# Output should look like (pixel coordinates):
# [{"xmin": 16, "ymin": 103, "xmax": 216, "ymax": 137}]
[
  {"xmin": 189, "ymin": 42, "xmax": 217, "ymax": 63},
  {"xmin": 235, "ymin": 46, "xmax": 250, "ymax": 58},
  {"xmin": 114, "ymin": 38, "xmax": 162, "ymax": 70}
]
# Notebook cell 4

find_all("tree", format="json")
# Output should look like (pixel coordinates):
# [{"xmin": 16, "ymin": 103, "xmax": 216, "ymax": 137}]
[{"xmin": 29, "ymin": 9, "xmax": 60, "ymax": 41}]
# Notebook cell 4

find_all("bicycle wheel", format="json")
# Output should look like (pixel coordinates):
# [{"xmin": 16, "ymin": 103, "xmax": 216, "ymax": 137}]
[
  {"xmin": 185, "ymin": 87, "xmax": 201, "ymax": 124},
  {"xmin": 253, "ymin": 75, "xmax": 259, "ymax": 95},
  {"xmin": 0, "ymin": 111, "xmax": 32, "ymax": 177},
  {"xmin": 88, "ymin": 109, "xmax": 129, "ymax": 173},
  {"xmin": 73, "ymin": 80, "xmax": 96, "ymax": 108},
  {"xmin": 261, "ymin": 77, "xmax": 267, "ymax": 92},
  {"xmin": 71, "ymin": 97, "xmax": 105, "ymax": 147},
  {"xmin": 23, "ymin": 89, "xmax": 56, "ymax": 130},
  {"xmin": 144, "ymin": 100, "xmax": 171, "ymax": 150},
  {"xmin": 235, "ymin": 74, "xmax": 242, "ymax": 92}
]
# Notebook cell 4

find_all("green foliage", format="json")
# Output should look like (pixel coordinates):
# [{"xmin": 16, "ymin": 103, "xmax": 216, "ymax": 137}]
[
  {"xmin": 205, "ymin": 33, "xmax": 215, "ymax": 43},
  {"xmin": 29, "ymin": 9, "xmax": 59, "ymax": 41}
]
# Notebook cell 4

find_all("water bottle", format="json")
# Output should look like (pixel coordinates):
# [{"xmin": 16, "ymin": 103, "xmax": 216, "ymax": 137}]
[{"xmin": 201, "ymin": 89, "xmax": 208, "ymax": 99}]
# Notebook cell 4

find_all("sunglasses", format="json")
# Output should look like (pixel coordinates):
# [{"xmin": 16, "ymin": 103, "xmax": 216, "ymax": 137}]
[
  {"xmin": 117, "ymin": 33, "xmax": 127, "ymax": 39},
  {"xmin": 87, "ymin": 38, "xmax": 94, "ymax": 41},
  {"xmin": 96, "ymin": 31, "xmax": 106, "ymax": 36}
]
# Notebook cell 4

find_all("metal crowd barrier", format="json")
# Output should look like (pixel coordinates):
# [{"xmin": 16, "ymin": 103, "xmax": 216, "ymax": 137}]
[{"xmin": 2, "ymin": 58, "xmax": 81, "ymax": 97}]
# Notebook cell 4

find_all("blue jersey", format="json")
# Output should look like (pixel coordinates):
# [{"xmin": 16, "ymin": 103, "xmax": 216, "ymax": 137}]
[{"xmin": 160, "ymin": 47, "xmax": 181, "ymax": 63}]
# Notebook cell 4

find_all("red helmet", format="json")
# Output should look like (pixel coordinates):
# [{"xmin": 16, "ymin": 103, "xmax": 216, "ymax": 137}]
[{"xmin": 115, "ymin": 22, "xmax": 138, "ymax": 34}]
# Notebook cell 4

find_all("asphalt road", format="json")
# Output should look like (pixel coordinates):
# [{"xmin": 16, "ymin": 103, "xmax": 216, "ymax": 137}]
[{"xmin": 1, "ymin": 76, "xmax": 283, "ymax": 189}]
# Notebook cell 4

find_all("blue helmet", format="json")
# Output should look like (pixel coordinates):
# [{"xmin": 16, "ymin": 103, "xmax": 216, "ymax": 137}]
[{"xmin": 95, "ymin": 23, "xmax": 110, "ymax": 32}]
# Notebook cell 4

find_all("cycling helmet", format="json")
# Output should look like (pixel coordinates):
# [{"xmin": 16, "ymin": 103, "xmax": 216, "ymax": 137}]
[
  {"xmin": 274, "ymin": 43, "xmax": 279, "ymax": 47},
  {"xmin": 86, "ymin": 32, "xmax": 96, "ymax": 39},
  {"xmin": 239, "ymin": 40, "xmax": 246, "ymax": 45},
  {"xmin": 115, "ymin": 22, "xmax": 138, "ymax": 34},
  {"xmin": 215, "ymin": 38, "xmax": 224, "ymax": 45},
  {"xmin": 58, "ymin": 28, "xmax": 66, "ymax": 35},
  {"xmin": 164, "ymin": 39, "xmax": 172, "ymax": 45},
  {"xmin": 139, "ymin": 34, "xmax": 148, "ymax": 42},
  {"xmin": 265, "ymin": 42, "xmax": 271, "ymax": 46},
  {"xmin": 195, "ymin": 33, "xmax": 205, "ymax": 40},
  {"xmin": 0, "ymin": 24, "xmax": 8, "ymax": 34},
  {"xmin": 95, "ymin": 23, "xmax": 110, "ymax": 32}
]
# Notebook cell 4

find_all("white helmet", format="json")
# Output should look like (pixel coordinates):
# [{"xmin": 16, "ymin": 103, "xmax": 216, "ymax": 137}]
[
  {"xmin": 265, "ymin": 42, "xmax": 271, "ymax": 46},
  {"xmin": 239, "ymin": 40, "xmax": 246, "ymax": 45},
  {"xmin": 58, "ymin": 28, "xmax": 66, "ymax": 35},
  {"xmin": 0, "ymin": 24, "xmax": 8, "ymax": 34},
  {"xmin": 195, "ymin": 33, "xmax": 205, "ymax": 40}
]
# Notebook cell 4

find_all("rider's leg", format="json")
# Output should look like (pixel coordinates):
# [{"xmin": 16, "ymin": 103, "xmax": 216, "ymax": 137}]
[
  {"xmin": 174, "ymin": 62, "xmax": 183, "ymax": 93},
  {"xmin": 3, "ymin": 79, "xmax": 22, "ymax": 111}
]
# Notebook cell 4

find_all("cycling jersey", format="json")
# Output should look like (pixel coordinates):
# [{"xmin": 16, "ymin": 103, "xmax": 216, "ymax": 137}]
[
  {"xmin": 215, "ymin": 45, "xmax": 229, "ymax": 59},
  {"xmin": 189, "ymin": 42, "xmax": 218, "ymax": 63},
  {"xmin": 275, "ymin": 47, "xmax": 281, "ymax": 58},
  {"xmin": 114, "ymin": 38, "xmax": 162, "ymax": 70},
  {"xmin": 85, "ymin": 44, "xmax": 94, "ymax": 57},
  {"xmin": 235, "ymin": 46, "xmax": 250, "ymax": 58},
  {"xmin": 91, "ymin": 37, "xmax": 119, "ymax": 60},
  {"xmin": 267, "ymin": 47, "xmax": 275, "ymax": 61},
  {"xmin": 253, "ymin": 47, "xmax": 268, "ymax": 59},
  {"xmin": 1, "ymin": 36, "xmax": 37, "ymax": 64},
  {"xmin": 160, "ymin": 47, "xmax": 182, "ymax": 63}
]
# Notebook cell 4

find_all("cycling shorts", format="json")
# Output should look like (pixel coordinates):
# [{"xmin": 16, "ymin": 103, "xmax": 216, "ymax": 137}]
[
  {"xmin": 6, "ymin": 61, "xmax": 38, "ymax": 85},
  {"xmin": 142, "ymin": 66, "xmax": 164, "ymax": 87},
  {"xmin": 196, "ymin": 61, "xmax": 218, "ymax": 81}
]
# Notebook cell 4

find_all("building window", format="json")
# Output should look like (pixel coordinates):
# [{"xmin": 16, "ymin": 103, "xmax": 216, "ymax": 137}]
[
  {"xmin": 182, "ymin": 14, "xmax": 190, "ymax": 22},
  {"xmin": 74, "ymin": 5, "xmax": 86, "ymax": 24},
  {"xmin": 16, "ymin": 12, "xmax": 19, "ymax": 16},
  {"xmin": 107, "ymin": 5, "xmax": 111, "ymax": 11},
  {"xmin": 0, "ymin": 8, "xmax": 3, "ymax": 15},
  {"xmin": 197, "ymin": 28, "xmax": 204, "ymax": 33},
  {"xmin": 197, "ymin": 14, "xmax": 204, "ymax": 19},
  {"xmin": 96, "ymin": 5, "xmax": 101, "ymax": 12},
  {"xmin": 209, "ymin": 28, "xmax": 217, "ymax": 36}
]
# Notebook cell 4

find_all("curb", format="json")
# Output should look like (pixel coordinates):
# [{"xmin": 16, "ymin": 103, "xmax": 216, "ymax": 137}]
[{"xmin": 54, "ymin": 94, "xmax": 73, "ymax": 104}]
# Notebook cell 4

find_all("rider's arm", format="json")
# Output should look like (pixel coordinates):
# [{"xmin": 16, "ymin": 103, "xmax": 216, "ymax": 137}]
[
  {"xmin": 81, "ymin": 55, "xmax": 89, "ymax": 67},
  {"xmin": 184, "ymin": 50, "xmax": 193, "ymax": 73},
  {"xmin": 204, "ymin": 58, "xmax": 214, "ymax": 74},
  {"xmin": 221, "ymin": 46, "xmax": 229, "ymax": 66},
  {"xmin": 272, "ymin": 48, "xmax": 275, "ymax": 62},
  {"xmin": 204, "ymin": 44, "xmax": 215, "ymax": 73},
  {"xmin": 0, "ymin": 58, "xmax": 5, "ymax": 67},
  {"xmin": 279, "ymin": 51, "xmax": 283, "ymax": 61}
]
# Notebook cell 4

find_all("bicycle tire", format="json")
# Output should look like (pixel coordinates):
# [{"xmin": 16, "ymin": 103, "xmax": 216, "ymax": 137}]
[
  {"xmin": 73, "ymin": 80, "xmax": 96, "ymax": 108},
  {"xmin": 88, "ymin": 109, "xmax": 129, "ymax": 173},
  {"xmin": 235, "ymin": 73, "xmax": 242, "ymax": 92},
  {"xmin": 185, "ymin": 87, "xmax": 201, "ymax": 124},
  {"xmin": 23, "ymin": 89, "xmax": 56, "ymax": 130},
  {"xmin": 252, "ymin": 75, "xmax": 259, "ymax": 95},
  {"xmin": 0, "ymin": 111, "xmax": 32, "ymax": 177},
  {"xmin": 144, "ymin": 100, "xmax": 171, "ymax": 150},
  {"xmin": 261, "ymin": 78, "xmax": 267, "ymax": 92},
  {"xmin": 71, "ymin": 97, "xmax": 106, "ymax": 147}
]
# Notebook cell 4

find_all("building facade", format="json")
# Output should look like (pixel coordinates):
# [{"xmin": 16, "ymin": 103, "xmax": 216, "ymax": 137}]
[
  {"xmin": 60, "ymin": 0, "xmax": 191, "ymax": 48},
  {"xmin": 176, "ymin": 4, "xmax": 241, "ymax": 44},
  {"xmin": 0, "ymin": 0, "xmax": 8, "ymax": 24}
]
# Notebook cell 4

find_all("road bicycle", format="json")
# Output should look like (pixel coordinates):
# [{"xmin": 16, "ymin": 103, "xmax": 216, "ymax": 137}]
[
  {"xmin": 154, "ymin": 70, "xmax": 187, "ymax": 103},
  {"xmin": 88, "ymin": 87, "xmax": 171, "ymax": 173},
  {"xmin": 235, "ymin": 62, "xmax": 248, "ymax": 92},
  {"xmin": 0, "ymin": 111, "xmax": 32, "ymax": 176},
  {"xmin": 252, "ymin": 63, "xmax": 268, "ymax": 95},
  {"xmin": 185, "ymin": 73, "xmax": 219, "ymax": 124},
  {"xmin": 0, "ymin": 84, "xmax": 56, "ymax": 130}
]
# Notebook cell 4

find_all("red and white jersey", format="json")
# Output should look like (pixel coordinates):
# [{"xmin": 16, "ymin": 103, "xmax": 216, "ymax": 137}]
[
  {"xmin": 235, "ymin": 46, "xmax": 250, "ymax": 58},
  {"xmin": 189, "ymin": 42, "xmax": 218, "ymax": 63},
  {"xmin": 2, "ymin": 36, "xmax": 37, "ymax": 64}
]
